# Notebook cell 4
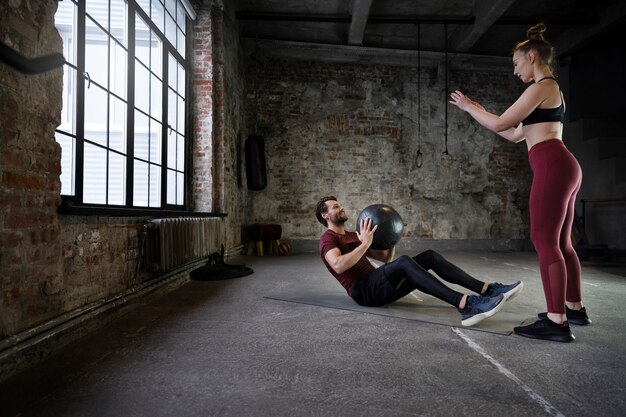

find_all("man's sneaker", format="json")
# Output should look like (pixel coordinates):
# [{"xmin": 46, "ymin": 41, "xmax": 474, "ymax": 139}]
[
  {"xmin": 483, "ymin": 281, "xmax": 524, "ymax": 301},
  {"xmin": 514, "ymin": 318, "xmax": 575, "ymax": 343},
  {"xmin": 459, "ymin": 294, "xmax": 505, "ymax": 327},
  {"xmin": 538, "ymin": 306, "xmax": 591, "ymax": 325}
]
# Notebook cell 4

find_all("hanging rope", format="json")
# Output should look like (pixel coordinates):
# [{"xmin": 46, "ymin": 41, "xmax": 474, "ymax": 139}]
[
  {"xmin": 416, "ymin": 23, "xmax": 423, "ymax": 168},
  {"xmin": 443, "ymin": 23, "xmax": 449, "ymax": 155}
]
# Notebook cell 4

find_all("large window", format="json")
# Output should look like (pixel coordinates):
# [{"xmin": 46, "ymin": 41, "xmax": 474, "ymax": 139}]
[{"xmin": 55, "ymin": 0, "xmax": 194, "ymax": 211}]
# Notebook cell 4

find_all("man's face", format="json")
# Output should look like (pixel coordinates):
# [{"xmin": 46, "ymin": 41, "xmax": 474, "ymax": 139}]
[{"xmin": 324, "ymin": 200, "xmax": 348, "ymax": 226}]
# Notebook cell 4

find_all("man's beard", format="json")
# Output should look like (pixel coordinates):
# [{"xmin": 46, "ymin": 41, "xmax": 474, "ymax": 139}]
[{"xmin": 329, "ymin": 211, "xmax": 348, "ymax": 226}]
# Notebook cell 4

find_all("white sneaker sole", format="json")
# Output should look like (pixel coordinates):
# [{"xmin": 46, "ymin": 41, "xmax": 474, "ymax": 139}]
[
  {"xmin": 461, "ymin": 296, "xmax": 505, "ymax": 327},
  {"xmin": 503, "ymin": 281, "xmax": 524, "ymax": 301}
]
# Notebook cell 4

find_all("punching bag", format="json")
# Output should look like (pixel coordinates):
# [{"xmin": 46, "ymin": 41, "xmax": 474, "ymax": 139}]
[{"xmin": 245, "ymin": 135, "xmax": 267, "ymax": 190}]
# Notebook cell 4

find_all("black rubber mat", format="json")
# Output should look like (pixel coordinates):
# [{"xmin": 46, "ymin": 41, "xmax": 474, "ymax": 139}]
[{"xmin": 265, "ymin": 290, "xmax": 523, "ymax": 335}]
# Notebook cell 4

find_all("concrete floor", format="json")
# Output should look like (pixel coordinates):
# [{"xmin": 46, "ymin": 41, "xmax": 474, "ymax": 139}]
[{"xmin": 1, "ymin": 251, "xmax": 625, "ymax": 417}]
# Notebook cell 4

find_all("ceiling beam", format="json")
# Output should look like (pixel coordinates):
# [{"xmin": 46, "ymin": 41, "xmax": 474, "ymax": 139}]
[
  {"xmin": 235, "ymin": 12, "xmax": 473, "ymax": 24},
  {"xmin": 241, "ymin": 37, "xmax": 512, "ymax": 71},
  {"xmin": 348, "ymin": 0, "xmax": 373, "ymax": 45},
  {"xmin": 450, "ymin": 0, "xmax": 516, "ymax": 52},
  {"xmin": 553, "ymin": 0, "xmax": 626, "ymax": 57}
]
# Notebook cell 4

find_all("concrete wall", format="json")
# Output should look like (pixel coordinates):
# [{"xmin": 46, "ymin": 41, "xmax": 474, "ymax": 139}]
[{"xmin": 242, "ymin": 55, "xmax": 532, "ymax": 251}]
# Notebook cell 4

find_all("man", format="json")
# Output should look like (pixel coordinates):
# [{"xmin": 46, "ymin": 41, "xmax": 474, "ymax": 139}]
[{"xmin": 315, "ymin": 196, "xmax": 523, "ymax": 326}]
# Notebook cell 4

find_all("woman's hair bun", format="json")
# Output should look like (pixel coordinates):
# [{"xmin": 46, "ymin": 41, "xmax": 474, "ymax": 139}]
[{"xmin": 527, "ymin": 23, "xmax": 546, "ymax": 40}]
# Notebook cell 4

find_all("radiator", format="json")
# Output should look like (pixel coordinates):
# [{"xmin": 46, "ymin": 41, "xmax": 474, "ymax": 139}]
[{"xmin": 144, "ymin": 217, "xmax": 224, "ymax": 273}]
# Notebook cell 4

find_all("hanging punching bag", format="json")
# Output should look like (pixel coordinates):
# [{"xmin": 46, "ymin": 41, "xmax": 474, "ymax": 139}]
[{"xmin": 245, "ymin": 135, "xmax": 267, "ymax": 190}]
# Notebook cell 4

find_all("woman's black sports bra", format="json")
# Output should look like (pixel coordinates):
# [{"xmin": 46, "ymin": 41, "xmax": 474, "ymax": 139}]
[{"xmin": 521, "ymin": 77, "xmax": 565, "ymax": 126}]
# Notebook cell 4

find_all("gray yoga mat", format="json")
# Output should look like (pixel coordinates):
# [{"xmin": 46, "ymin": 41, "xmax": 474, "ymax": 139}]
[{"xmin": 266, "ymin": 287, "xmax": 524, "ymax": 336}]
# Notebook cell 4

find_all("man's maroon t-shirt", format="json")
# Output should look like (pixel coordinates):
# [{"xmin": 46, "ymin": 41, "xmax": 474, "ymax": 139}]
[{"xmin": 319, "ymin": 229, "xmax": 375, "ymax": 295}]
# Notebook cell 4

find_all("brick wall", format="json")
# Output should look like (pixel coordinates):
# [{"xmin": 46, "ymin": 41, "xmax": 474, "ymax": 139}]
[
  {"xmin": 0, "ymin": 0, "xmax": 531, "ymax": 359},
  {"xmin": 1, "ymin": 0, "xmax": 64, "ymax": 337},
  {"xmin": 219, "ymin": 8, "xmax": 248, "ymax": 247},
  {"xmin": 192, "ymin": 4, "xmax": 248, "ymax": 248},
  {"xmin": 0, "ymin": 1, "xmax": 153, "ymax": 342},
  {"xmin": 58, "ymin": 217, "xmax": 142, "ymax": 307},
  {"xmin": 243, "ymin": 57, "xmax": 532, "ymax": 245},
  {"xmin": 0, "ymin": 1, "xmax": 245, "ymax": 344},
  {"xmin": 191, "ymin": 4, "xmax": 215, "ymax": 213}
]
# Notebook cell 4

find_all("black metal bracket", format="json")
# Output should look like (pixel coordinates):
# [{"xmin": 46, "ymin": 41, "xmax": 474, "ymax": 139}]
[{"xmin": 0, "ymin": 41, "xmax": 65, "ymax": 74}]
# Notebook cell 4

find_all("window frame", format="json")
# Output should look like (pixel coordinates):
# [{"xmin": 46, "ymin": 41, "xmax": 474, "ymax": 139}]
[{"xmin": 55, "ymin": 0, "xmax": 194, "ymax": 216}]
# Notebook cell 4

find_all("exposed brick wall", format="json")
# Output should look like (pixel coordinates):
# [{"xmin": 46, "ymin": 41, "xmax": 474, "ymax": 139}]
[
  {"xmin": 191, "ymin": 4, "xmax": 215, "ymax": 213},
  {"xmin": 58, "ymin": 218, "xmax": 142, "ymax": 308},
  {"xmin": 219, "ymin": 9, "xmax": 248, "ymax": 247},
  {"xmin": 192, "ymin": 3, "xmax": 248, "ymax": 248},
  {"xmin": 0, "ymin": 1, "xmax": 149, "ymax": 341},
  {"xmin": 1, "ymin": 0, "xmax": 245, "ymax": 343},
  {"xmin": 0, "ymin": 0, "xmax": 532, "ymax": 357},
  {"xmin": 243, "ymin": 57, "xmax": 532, "ymax": 243},
  {"xmin": 0, "ymin": 0, "xmax": 64, "ymax": 337}
]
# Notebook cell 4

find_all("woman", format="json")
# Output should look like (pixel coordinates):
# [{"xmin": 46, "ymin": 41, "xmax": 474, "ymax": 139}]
[{"xmin": 449, "ymin": 23, "xmax": 591, "ymax": 343}]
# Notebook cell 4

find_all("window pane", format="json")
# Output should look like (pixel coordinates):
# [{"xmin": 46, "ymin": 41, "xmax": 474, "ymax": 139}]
[
  {"xmin": 177, "ymin": 95, "xmax": 185, "ymax": 132},
  {"xmin": 55, "ymin": 131, "xmax": 75, "ymax": 196},
  {"xmin": 150, "ymin": 74, "xmax": 162, "ymax": 120},
  {"xmin": 168, "ymin": 53, "xmax": 176, "ymax": 88},
  {"xmin": 85, "ymin": 22, "xmax": 109, "ymax": 88},
  {"xmin": 151, "ymin": 0, "xmax": 164, "ymax": 33},
  {"xmin": 55, "ymin": 0, "xmax": 77, "ymax": 66},
  {"xmin": 165, "ymin": 11, "xmax": 176, "ymax": 46},
  {"xmin": 108, "ymin": 152, "xmax": 126, "ymax": 205},
  {"xmin": 110, "ymin": 0, "xmax": 126, "ymax": 46},
  {"xmin": 177, "ymin": 2, "xmax": 186, "ymax": 33},
  {"xmin": 86, "ymin": 0, "xmax": 108, "ymax": 28},
  {"xmin": 177, "ymin": 63, "xmax": 185, "ymax": 98},
  {"xmin": 84, "ymin": 84, "xmax": 108, "ymax": 146},
  {"xmin": 59, "ymin": 66, "xmax": 77, "ymax": 134},
  {"xmin": 136, "ymin": 0, "xmax": 150, "ymax": 15},
  {"xmin": 109, "ymin": 95, "xmax": 126, "ymax": 152},
  {"xmin": 135, "ymin": 15, "xmax": 150, "ymax": 65},
  {"xmin": 167, "ymin": 168, "xmax": 176, "ymax": 204},
  {"xmin": 150, "ymin": 119, "xmax": 162, "ymax": 163},
  {"xmin": 177, "ymin": 133, "xmax": 184, "ymax": 170},
  {"xmin": 176, "ymin": 172, "xmax": 184, "ymax": 204},
  {"xmin": 84, "ymin": 143, "xmax": 107, "ymax": 204},
  {"xmin": 112, "ymin": 41, "xmax": 127, "ymax": 99},
  {"xmin": 168, "ymin": 88, "xmax": 176, "ymax": 132},
  {"xmin": 150, "ymin": 30, "xmax": 162, "ymax": 77},
  {"xmin": 177, "ymin": 29, "xmax": 185, "ymax": 58},
  {"xmin": 149, "ymin": 164, "xmax": 161, "ymax": 207},
  {"xmin": 134, "ymin": 110, "xmax": 150, "ymax": 160},
  {"xmin": 167, "ymin": 129, "xmax": 176, "ymax": 168},
  {"xmin": 166, "ymin": 0, "xmax": 176, "ymax": 16},
  {"xmin": 133, "ymin": 160, "xmax": 149, "ymax": 206},
  {"xmin": 134, "ymin": 63, "xmax": 149, "ymax": 113}
]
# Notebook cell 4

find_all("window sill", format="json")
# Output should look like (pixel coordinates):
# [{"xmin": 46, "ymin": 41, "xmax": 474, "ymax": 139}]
[{"xmin": 57, "ymin": 205, "xmax": 227, "ymax": 218}]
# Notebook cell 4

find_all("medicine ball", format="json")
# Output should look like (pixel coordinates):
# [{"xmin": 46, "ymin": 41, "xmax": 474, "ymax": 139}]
[
  {"xmin": 355, "ymin": 204, "xmax": 404, "ymax": 250},
  {"xmin": 277, "ymin": 241, "xmax": 291, "ymax": 256}
]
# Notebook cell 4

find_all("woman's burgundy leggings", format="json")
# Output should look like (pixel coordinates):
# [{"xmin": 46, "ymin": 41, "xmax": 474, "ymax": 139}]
[{"xmin": 528, "ymin": 139, "xmax": 583, "ymax": 314}]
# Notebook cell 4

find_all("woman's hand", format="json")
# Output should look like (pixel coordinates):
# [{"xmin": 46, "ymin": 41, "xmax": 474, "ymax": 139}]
[{"xmin": 450, "ymin": 90, "xmax": 483, "ymax": 112}]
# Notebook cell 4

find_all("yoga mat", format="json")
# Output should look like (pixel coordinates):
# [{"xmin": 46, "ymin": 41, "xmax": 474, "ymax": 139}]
[{"xmin": 265, "ymin": 288, "xmax": 524, "ymax": 336}]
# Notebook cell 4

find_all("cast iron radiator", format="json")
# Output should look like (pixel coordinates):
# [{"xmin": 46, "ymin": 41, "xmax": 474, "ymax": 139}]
[{"xmin": 144, "ymin": 217, "xmax": 223, "ymax": 273}]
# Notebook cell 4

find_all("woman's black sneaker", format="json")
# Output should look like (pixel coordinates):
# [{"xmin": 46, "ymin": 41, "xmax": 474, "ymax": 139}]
[
  {"xmin": 514, "ymin": 318, "xmax": 575, "ymax": 343},
  {"xmin": 537, "ymin": 306, "xmax": 591, "ymax": 325}
]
